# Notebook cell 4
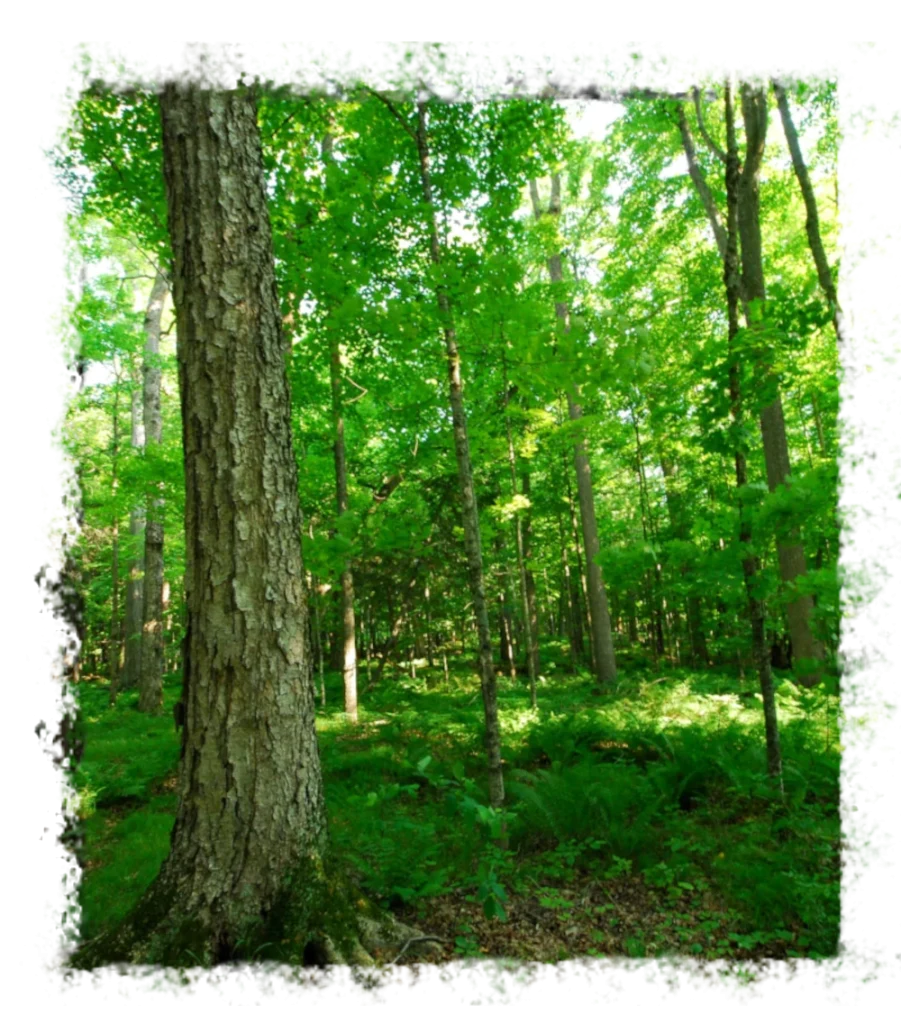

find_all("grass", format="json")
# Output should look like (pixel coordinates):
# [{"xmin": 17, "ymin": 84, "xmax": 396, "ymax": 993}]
[{"xmin": 68, "ymin": 647, "xmax": 841, "ymax": 962}]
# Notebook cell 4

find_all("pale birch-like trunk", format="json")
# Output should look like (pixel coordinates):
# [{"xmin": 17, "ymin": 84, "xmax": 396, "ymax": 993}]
[
  {"xmin": 531, "ymin": 176, "xmax": 616, "ymax": 684},
  {"xmin": 138, "ymin": 272, "xmax": 169, "ymax": 713}
]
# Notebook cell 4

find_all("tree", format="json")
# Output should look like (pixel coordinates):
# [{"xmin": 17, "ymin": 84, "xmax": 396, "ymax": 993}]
[
  {"xmin": 316, "ymin": 125, "xmax": 360, "ymax": 723},
  {"xmin": 530, "ymin": 174, "xmax": 617, "ymax": 685},
  {"xmin": 678, "ymin": 84, "xmax": 824, "ymax": 686},
  {"xmin": 736, "ymin": 83, "xmax": 824, "ymax": 688},
  {"xmin": 137, "ymin": 271, "xmax": 169, "ymax": 713},
  {"xmin": 72, "ymin": 82, "xmax": 424, "ymax": 969},
  {"xmin": 122, "ymin": 356, "xmax": 144, "ymax": 692},
  {"xmin": 769, "ymin": 64, "xmax": 896, "ymax": 569},
  {"xmin": 408, "ymin": 99, "xmax": 505, "ymax": 808},
  {"xmin": 723, "ymin": 80, "xmax": 782, "ymax": 781}
]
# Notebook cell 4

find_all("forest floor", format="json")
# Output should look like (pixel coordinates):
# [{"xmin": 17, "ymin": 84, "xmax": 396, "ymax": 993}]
[{"xmin": 69, "ymin": 643, "xmax": 840, "ymax": 966}]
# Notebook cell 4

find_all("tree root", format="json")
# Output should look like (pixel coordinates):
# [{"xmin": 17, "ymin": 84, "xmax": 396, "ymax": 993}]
[{"xmin": 292, "ymin": 921, "xmax": 446, "ymax": 1007}]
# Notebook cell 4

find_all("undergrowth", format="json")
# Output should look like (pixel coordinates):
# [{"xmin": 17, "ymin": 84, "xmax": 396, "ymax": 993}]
[{"xmin": 70, "ymin": 651, "xmax": 841, "ymax": 961}]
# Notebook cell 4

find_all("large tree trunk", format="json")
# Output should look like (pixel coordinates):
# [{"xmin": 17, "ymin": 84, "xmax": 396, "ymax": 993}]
[
  {"xmin": 413, "ymin": 101, "xmax": 504, "ymax": 808},
  {"xmin": 73, "ymin": 86, "xmax": 431, "ymax": 969},
  {"xmin": 737, "ymin": 84, "xmax": 823, "ymax": 687},
  {"xmin": 138, "ymin": 272, "xmax": 169, "ymax": 713},
  {"xmin": 531, "ymin": 176, "xmax": 616, "ymax": 685}
]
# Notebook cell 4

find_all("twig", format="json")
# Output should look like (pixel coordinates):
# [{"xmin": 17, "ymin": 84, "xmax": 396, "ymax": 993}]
[
  {"xmin": 389, "ymin": 934, "xmax": 449, "ymax": 965},
  {"xmin": 345, "ymin": 375, "xmax": 368, "ymax": 403},
  {"xmin": 365, "ymin": 88, "xmax": 418, "ymax": 143}
]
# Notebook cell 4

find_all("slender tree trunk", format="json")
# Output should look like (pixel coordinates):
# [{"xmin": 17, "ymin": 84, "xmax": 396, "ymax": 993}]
[
  {"xmin": 565, "ymin": 463, "xmax": 592, "ymax": 667},
  {"xmin": 659, "ymin": 455, "xmax": 709, "ymax": 666},
  {"xmin": 738, "ymin": 83, "xmax": 823, "ymax": 687},
  {"xmin": 368, "ymin": 533, "xmax": 433, "ymax": 688},
  {"xmin": 726, "ymin": 81, "xmax": 783, "ymax": 782},
  {"xmin": 532, "ymin": 177, "xmax": 616, "ymax": 684},
  {"xmin": 123, "ymin": 378, "xmax": 145, "ymax": 689},
  {"xmin": 502, "ymin": 352, "xmax": 537, "ymax": 705},
  {"xmin": 424, "ymin": 580, "xmax": 435, "ymax": 668},
  {"xmin": 138, "ymin": 272, "xmax": 169, "ymax": 713},
  {"xmin": 679, "ymin": 85, "xmax": 822, "ymax": 687},
  {"xmin": 413, "ymin": 102, "xmax": 504, "ymax": 807},
  {"xmin": 108, "ymin": 366, "xmax": 123, "ymax": 705},
  {"xmin": 522, "ymin": 471, "xmax": 541, "ymax": 675},
  {"xmin": 498, "ymin": 588, "xmax": 514, "ymax": 678},
  {"xmin": 774, "ymin": 71, "xmax": 892, "ymax": 569},
  {"xmin": 557, "ymin": 512, "xmax": 581, "ymax": 664},
  {"xmin": 769, "ymin": 74, "xmax": 884, "ymax": 475},
  {"xmin": 322, "ymin": 130, "xmax": 359, "ymax": 724},
  {"xmin": 631, "ymin": 409, "xmax": 666, "ymax": 658},
  {"xmin": 313, "ymin": 580, "xmax": 326, "ymax": 708}
]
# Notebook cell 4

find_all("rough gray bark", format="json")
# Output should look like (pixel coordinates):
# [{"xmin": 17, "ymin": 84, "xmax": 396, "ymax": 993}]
[
  {"xmin": 44, "ymin": 46, "xmax": 407, "ymax": 991},
  {"xmin": 737, "ymin": 83, "xmax": 823, "ymax": 687},
  {"xmin": 769, "ymin": 70, "xmax": 896, "ymax": 569},
  {"xmin": 159, "ymin": 81, "xmax": 326, "ymax": 947},
  {"xmin": 411, "ymin": 100, "xmax": 504, "ymax": 807},
  {"xmin": 138, "ymin": 271, "xmax": 169, "ymax": 713},
  {"xmin": 531, "ymin": 176, "xmax": 617, "ymax": 684}
]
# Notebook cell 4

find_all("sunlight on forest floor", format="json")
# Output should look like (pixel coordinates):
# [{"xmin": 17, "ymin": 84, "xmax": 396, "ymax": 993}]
[{"xmin": 70, "ymin": 647, "xmax": 840, "ymax": 964}]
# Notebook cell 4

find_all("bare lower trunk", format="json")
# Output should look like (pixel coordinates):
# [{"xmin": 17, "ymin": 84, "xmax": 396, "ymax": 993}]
[
  {"xmin": 679, "ymin": 84, "xmax": 822, "ymax": 687},
  {"xmin": 108, "ymin": 371, "xmax": 123, "ymax": 705},
  {"xmin": 568, "ymin": 390, "xmax": 617, "ymax": 682},
  {"xmin": 531, "ymin": 175, "xmax": 616, "ymax": 685},
  {"xmin": 521, "ymin": 470, "xmax": 541, "ymax": 677},
  {"xmin": 660, "ymin": 455, "xmax": 709, "ymax": 666},
  {"xmin": 322, "ymin": 131, "xmax": 359, "ymax": 724},
  {"xmin": 738, "ymin": 83, "xmax": 823, "ymax": 687},
  {"xmin": 138, "ymin": 272, "xmax": 169, "ymax": 714},
  {"xmin": 726, "ymin": 81, "xmax": 782, "ymax": 782},
  {"xmin": 415, "ymin": 102, "xmax": 503, "ymax": 807},
  {"xmin": 502, "ymin": 356, "xmax": 537, "ymax": 705}
]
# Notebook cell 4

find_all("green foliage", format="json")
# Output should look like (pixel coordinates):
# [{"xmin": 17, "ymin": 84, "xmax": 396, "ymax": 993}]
[{"xmin": 61, "ymin": 77, "xmax": 840, "ymax": 964}]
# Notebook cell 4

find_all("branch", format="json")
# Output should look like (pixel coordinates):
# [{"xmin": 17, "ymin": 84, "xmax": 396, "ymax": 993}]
[
  {"xmin": 365, "ymin": 88, "xmax": 418, "ymax": 143},
  {"xmin": 739, "ymin": 83, "xmax": 768, "ymax": 188},
  {"xmin": 389, "ymin": 934, "xmax": 449, "ymax": 965},
  {"xmin": 344, "ymin": 375, "xmax": 368, "ymax": 403},
  {"xmin": 528, "ymin": 178, "xmax": 542, "ymax": 220},
  {"xmin": 676, "ymin": 105, "xmax": 728, "ymax": 261},
  {"xmin": 692, "ymin": 87, "xmax": 726, "ymax": 164}
]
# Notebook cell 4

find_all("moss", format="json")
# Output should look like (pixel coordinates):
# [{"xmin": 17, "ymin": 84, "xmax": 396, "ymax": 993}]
[
  {"xmin": 70, "ymin": 850, "xmax": 405, "ymax": 971},
  {"xmin": 71, "ymin": 873, "xmax": 248, "ymax": 969}
]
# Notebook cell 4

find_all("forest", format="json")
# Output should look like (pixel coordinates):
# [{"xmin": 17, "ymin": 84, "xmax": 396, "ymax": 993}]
[{"xmin": 56, "ymin": 73, "xmax": 841, "ymax": 970}]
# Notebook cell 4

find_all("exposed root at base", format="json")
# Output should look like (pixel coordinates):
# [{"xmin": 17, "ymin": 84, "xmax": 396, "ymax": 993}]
[{"xmin": 290, "ymin": 917, "xmax": 444, "ymax": 1003}]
